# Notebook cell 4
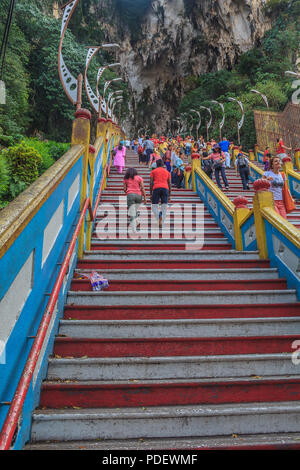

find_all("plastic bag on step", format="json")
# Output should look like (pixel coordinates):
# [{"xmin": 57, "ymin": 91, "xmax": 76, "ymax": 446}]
[
  {"xmin": 75, "ymin": 271, "xmax": 109, "ymax": 291},
  {"xmin": 90, "ymin": 271, "xmax": 109, "ymax": 291}
]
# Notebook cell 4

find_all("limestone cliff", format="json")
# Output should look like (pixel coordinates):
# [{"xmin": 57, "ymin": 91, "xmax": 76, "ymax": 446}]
[{"xmin": 95, "ymin": 0, "xmax": 271, "ymax": 133}]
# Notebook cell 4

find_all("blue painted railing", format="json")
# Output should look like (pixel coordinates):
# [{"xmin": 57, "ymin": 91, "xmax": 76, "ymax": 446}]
[
  {"xmin": 194, "ymin": 168, "xmax": 236, "ymax": 248},
  {"xmin": 0, "ymin": 136, "xmax": 107, "ymax": 448},
  {"xmin": 263, "ymin": 207, "xmax": 300, "ymax": 299}
]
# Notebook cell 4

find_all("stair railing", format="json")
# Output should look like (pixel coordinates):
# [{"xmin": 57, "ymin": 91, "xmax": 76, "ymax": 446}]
[
  {"xmin": 252, "ymin": 179, "xmax": 300, "ymax": 299},
  {"xmin": 191, "ymin": 159, "xmax": 256, "ymax": 251},
  {"xmin": 0, "ymin": 146, "xmax": 113, "ymax": 450}
]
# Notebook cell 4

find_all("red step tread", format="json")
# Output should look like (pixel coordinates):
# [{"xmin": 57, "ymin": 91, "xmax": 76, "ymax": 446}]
[
  {"xmin": 53, "ymin": 335, "xmax": 300, "ymax": 358},
  {"xmin": 70, "ymin": 278, "xmax": 287, "ymax": 292},
  {"xmin": 64, "ymin": 303, "xmax": 299, "ymax": 320},
  {"xmin": 40, "ymin": 378, "xmax": 300, "ymax": 409}
]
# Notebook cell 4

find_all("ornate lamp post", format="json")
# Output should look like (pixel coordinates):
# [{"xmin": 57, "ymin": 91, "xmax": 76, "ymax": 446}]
[
  {"xmin": 95, "ymin": 62, "xmax": 120, "ymax": 116},
  {"xmin": 58, "ymin": 0, "xmax": 82, "ymax": 108},
  {"xmin": 84, "ymin": 44, "xmax": 120, "ymax": 118},
  {"xmin": 199, "ymin": 106, "xmax": 212, "ymax": 141},
  {"xmin": 250, "ymin": 89, "xmax": 269, "ymax": 108},
  {"xmin": 102, "ymin": 78, "xmax": 123, "ymax": 119},
  {"xmin": 107, "ymin": 90, "xmax": 123, "ymax": 110},
  {"xmin": 190, "ymin": 109, "xmax": 201, "ymax": 141},
  {"xmin": 228, "ymin": 97, "xmax": 244, "ymax": 145},
  {"xmin": 211, "ymin": 101, "xmax": 225, "ymax": 141}
]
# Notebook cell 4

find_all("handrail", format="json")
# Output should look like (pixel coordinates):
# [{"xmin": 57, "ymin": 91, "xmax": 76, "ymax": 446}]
[
  {"xmin": 195, "ymin": 167, "xmax": 235, "ymax": 215},
  {"xmin": 261, "ymin": 206, "xmax": 300, "ymax": 247},
  {"xmin": 0, "ymin": 151, "xmax": 112, "ymax": 450},
  {"xmin": 0, "ymin": 197, "xmax": 90, "ymax": 450},
  {"xmin": 249, "ymin": 161, "xmax": 264, "ymax": 176},
  {"xmin": 287, "ymin": 167, "xmax": 300, "ymax": 181}
]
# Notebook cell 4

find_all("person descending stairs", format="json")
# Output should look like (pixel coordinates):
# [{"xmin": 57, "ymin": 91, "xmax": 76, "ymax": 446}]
[{"xmin": 25, "ymin": 150, "xmax": 300, "ymax": 450}]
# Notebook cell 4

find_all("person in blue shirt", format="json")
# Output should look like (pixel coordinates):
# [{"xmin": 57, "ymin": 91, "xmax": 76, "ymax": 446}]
[
  {"xmin": 218, "ymin": 138, "xmax": 231, "ymax": 168},
  {"xmin": 173, "ymin": 155, "xmax": 185, "ymax": 189}
]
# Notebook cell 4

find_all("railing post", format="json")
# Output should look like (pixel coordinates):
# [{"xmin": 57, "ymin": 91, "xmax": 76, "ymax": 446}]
[
  {"xmin": 254, "ymin": 144, "xmax": 259, "ymax": 161},
  {"xmin": 191, "ymin": 156, "xmax": 201, "ymax": 192},
  {"xmin": 281, "ymin": 157, "xmax": 294, "ymax": 188},
  {"xmin": 252, "ymin": 179, "xmax": 273, "ymax": 259},
  {"xmin": 249, "ymin": 149, "xmax": 255, "ymax": 161},
  {"xmin": 233, "ymin": 197, "xmax": 251, "ymax": 251},
  {"xmin": 71, "ymin": 108, "xmax": 91, "ymax": 258},
  {"xmin": 294, "ymin": 148, "xmax": 300, "ymax": 170},
  {"xmin": 86, "ymin": 145, "xmax": 96, "ymax": 251}
]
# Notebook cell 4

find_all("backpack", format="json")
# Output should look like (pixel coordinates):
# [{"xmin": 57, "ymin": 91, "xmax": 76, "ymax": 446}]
[
  {"xmin": 202, "ymin": 158, "xmax": 213, "ymax": 173},
  {"xmin": 137, "ymin": 145, "xmax": 143, "ymax": 154},
  {"xmin": 237, "ymin": 154, "xmax": 248, "ymax": 168}
]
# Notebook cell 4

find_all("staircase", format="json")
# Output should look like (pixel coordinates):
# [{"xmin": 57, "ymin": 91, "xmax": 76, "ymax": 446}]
[
  {"xmin": 219, "ymin": 163, "xmax": 300, "ymax": 229},
  {"xmin": 25, "ymin": 150, "xmax": 300, "ymax": 450}
]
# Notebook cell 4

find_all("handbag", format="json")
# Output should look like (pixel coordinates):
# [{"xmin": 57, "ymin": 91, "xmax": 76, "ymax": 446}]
[
  {"xmin": 213, "ymin": 159, "xmax": 222, "ymax": 170},
  {"xmin": 281, "ymin": 172, "xmax": 296, "ymax": 214}
]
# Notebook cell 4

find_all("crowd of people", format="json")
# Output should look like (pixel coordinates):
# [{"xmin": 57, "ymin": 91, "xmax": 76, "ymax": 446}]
[{"xmin": 113, "ymin": 134, "xmax": 295, "ymax": 227}]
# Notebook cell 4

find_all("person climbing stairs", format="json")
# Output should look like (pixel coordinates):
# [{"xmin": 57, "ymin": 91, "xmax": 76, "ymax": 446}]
[{"xmin": 25, "ymin": 150, "xmax": 300, "ymax": 450}]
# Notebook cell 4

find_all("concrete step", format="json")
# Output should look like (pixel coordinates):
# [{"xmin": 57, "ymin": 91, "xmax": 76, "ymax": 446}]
[
  {"xmin": 70, "ymin": 278, "xmax": 287, "ymax": 292},
  {"xmin": 30, "ymin": 401, "xmax": 300, "ymax": 442},
  {"xmin": 66, "ymin": 289, "xmax": 297, "ymax": 306},
  {"xmin": 77, "ymin": 258, "xmax": 271, "ymax": 270},
  {"xmin": 82, "ymin": 249, "xmax": 261, "ymax": 261},
  {"xmin": 40, "ymin": 376, "xmax": 300, "ymax": 409},
  {"xmin": 53, "ymin": 335, "xmax": 300, "ymax": 358},
  {"xmin": 74, "ymin": 268, "xmax": 279, "ymax": 281},
  {"xmin": 90, "ymin": 238, "xmax": 229, "ymax": 246},
  {"xmin": 63, "ymin": 303, "xmax": 300, "ymax": 321},
  {"xmin": 46, "ymin": 353, "xmax": 297, "ymax": 381},
  {"xmin": 24, "ymin": 432, "xmax": 300, "ymax": 450},
  {"xmin": 58, "ymin": 316, "xmax": 299, "ymax": 338}
]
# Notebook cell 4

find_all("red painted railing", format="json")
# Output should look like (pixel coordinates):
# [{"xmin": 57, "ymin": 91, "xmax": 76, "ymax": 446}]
[{"xmin": 0, "ymin": 158, "xmax": 112, "ymax": 450}]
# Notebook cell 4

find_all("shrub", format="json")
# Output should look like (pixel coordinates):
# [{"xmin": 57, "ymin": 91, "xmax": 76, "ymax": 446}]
[
  {"xmin": 0, "ymin": 154, "xmax": 9, "ymax": 198},
  {"xmin": 2, "ymin": 141, "xmax": 42, "ymax": 185}
]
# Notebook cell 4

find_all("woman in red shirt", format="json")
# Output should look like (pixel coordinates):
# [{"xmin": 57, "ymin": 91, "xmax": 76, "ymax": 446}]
[
  {"xmin": 123, "ymin": 168, "xmax": 147, "ymax": 232},
  {"xmin": 276, "ymin": 138, "xmax": 291, "ymax": 160}
]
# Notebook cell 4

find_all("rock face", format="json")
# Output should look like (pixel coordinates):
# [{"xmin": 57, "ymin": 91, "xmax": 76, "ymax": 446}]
[{"xmin": 97, "ymin": 0, "xmax": 271, "ymax": 134}]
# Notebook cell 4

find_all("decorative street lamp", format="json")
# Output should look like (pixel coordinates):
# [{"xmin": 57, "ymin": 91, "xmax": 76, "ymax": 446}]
[
  {"xmin": 250, "ymin": 89, "xmax": 269, "ymax": 108},
  {"xmin": 190, "ymin": 109, "xmax": 201, "ymax": 141},
  {"xmin": 102, "ymin": 78, "xmax": 123, "ymax": 118},
  {"xmin": 58, "ymin": 0, "xmax": 82, "ymax": 108},
  {"xmin": 107, "ymin": 90, "xmax": 123, "ymax": 109},
  {"xmin": 285, "ymin": 71, "xmax": 300, "ymax": 78},
  {"xmin": 211, "ymin": 101, "xmax": 225, "ymax": 141},
  {"xmin": 228, "ymin": 97, "xmax": 244, "ymax": 145},
  {"xmin": 200, "ymin": 106, "xmax": 212, "ymax": 141},
  {"xmin": 96, "ymin": 62, "xmax": 121, "ymax": 117},
  {"xmin": 84, "ymin": 44, "xmax": 120, "ymax": 117}
]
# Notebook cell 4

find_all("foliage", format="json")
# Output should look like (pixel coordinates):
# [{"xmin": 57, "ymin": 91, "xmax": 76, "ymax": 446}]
[
  {"xmin": 178, "ymin": 3, "xmax": 300, "ymax": 151},
  {"xmin": 2, "ymin": 141, "xmax": 42, "ymax": 185},
  {"xmin": 0, "ymin": 0, "xmax": 129, "ymax": 142},
  {"xmin": 0, "ymin": 155, "xmax": 9, "ymax": 201}
]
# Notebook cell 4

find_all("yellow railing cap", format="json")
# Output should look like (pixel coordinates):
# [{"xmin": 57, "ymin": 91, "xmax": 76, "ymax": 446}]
[
  {"xmin": 261, "ymin": 206, "xmax": 300, "ymax": 249},
  {"xmin": 249, "ymin": 161, "xmax": 264, "ymax": 175},
  {"xmin": 287, "ymin": 168, "xmax": 300, "ymax": 181}
]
